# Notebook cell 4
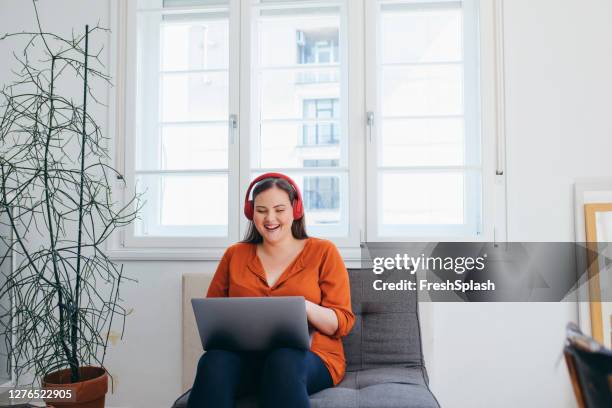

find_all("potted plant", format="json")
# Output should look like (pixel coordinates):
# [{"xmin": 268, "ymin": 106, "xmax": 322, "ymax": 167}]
[{"xmin": 0, "ymin": 2, "xmax": 139, "ymax": 406}]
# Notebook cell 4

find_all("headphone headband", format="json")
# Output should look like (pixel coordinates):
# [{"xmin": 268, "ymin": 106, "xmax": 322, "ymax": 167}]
[{"xmin": 243, "ymin": 172, "xmax": 304, "ymax": 220}]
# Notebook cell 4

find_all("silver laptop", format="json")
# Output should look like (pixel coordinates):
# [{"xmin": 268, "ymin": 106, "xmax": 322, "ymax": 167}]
[{"xmin": 191, "ymin": 296, "xmax": 310, "ymax": 351}]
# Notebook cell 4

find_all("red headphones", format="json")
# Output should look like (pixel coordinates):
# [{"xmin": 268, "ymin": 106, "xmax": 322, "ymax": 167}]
[{"xmin": 244, "ymin": 172, "xmax": 304, "ymax": 220}]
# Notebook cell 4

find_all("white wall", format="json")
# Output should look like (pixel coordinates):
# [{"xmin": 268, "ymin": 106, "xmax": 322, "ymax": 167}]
[
  {"xmin": 2, "ymin": 0, "xmax": 612, "ymax": 407},
  {"xmin": 429, "ymin": 1, "xmax": 612, "ymax": 407}
]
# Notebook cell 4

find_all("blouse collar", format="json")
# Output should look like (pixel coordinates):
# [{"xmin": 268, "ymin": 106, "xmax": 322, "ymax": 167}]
[{"xmin": 246, "ymin": 238, "xmax": 311, "ymax": 289}]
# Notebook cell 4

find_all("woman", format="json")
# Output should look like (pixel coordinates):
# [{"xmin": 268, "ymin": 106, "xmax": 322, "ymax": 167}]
[{"xmin": 187, "ymin": 173, "xmax": 355, "ymax": 408}]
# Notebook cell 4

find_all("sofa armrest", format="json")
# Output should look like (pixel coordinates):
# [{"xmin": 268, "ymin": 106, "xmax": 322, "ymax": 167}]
[{"xmin": 182, "ymin": 273, "xmax": 213, "ymax": 392}]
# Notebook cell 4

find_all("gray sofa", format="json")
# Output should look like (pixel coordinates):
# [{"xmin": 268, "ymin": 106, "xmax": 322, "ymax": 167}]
[{"xmin": 172, "ymin": 269, "xmax": 440, "ymax": 408}]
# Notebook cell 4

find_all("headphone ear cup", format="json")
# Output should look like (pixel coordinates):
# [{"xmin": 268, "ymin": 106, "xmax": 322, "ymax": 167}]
[
  {"xmin": 244, "ymin": 200, "xmax": 254, "ymax": 220},
  {"xmin": 293, "ymin": 199, "xmax": 304, "ymax": 220}
]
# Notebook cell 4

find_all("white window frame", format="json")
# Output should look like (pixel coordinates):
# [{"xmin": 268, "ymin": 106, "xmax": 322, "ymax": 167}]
[
  {"xmin": 109, "ymin": 0, "xmax": 242, "ymax": 258},
  {"xmin": 365, "ymin": 0, "xmax": 499, "ymax": 242},
  {"xmin": 242, "ymin": 0, "xmax": 360, "ymax": 248},
  {"xmin": 107, "ymin": 0, "xmax": 506, "ymax": 260}
]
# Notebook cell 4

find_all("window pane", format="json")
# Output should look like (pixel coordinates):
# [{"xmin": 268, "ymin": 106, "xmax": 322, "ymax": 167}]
[
  {"xmin": 380, "ymin": 172, "xmax": 464, "ymax": 225},
  {"xmin": 258, "ymin": 122, "xmax": 341, "ymax": 168},
  {"xmin": 304, "ymin": 159, "xmax": 339, "ymax": 167},
  {"xmin": 161, "ymin": 18, "xmax": 229, "ymax": 71},
  {"xmin": 160, "ymin": 125, "xmax": 228, "ymax": 170},
  {"xmin": 138, "ymin": 0, "xmax": 228, "ymax": 8},
  {"xmin": 302, "ymin": 98, "xmax": 340, "ymax": 145},
  {"xmin": 161, "ymin": 72, "xmax": 229, "ymax": 122},
  {"xmin": 135, "ymin": 174, "xmax": 228, "ymax": 236},
  {"xmin": 258, "ymin": 13, "xmax": 340, "ymax": 67},
  {"xmin": 136, "ymin": 3, "xmax": 230, "ymax": 238},
  {"xmin": 135, "ymin": 125, "xmax": 228, "ymax": 171},
  {"xmin": 300, "ymin": 171, "xmax": 344, "ymax": 227},
  {"xmin": 303, "ymin": 176, "xmax": 340, "ymax": 211},
  {"xmin": 258, "ymin": 0, "xmax": 326, "ymax": 3},
  {"xmin": 381, "ymin": 6, "xmax": 462, "ymax": 64},
  {"xmin": 258, "ymin": 68, "xmax": 340, "ymax": 120},
  {"xmin": 382, "ymin": 65, "xmax": 463, "ymax": 116},
  {"xmin": 163, "ymin": 0, "xmax": 228, "ymax": 6},
  {"xmin": 381, "ymin": 118, "xmax": 464, "ymax": 166}
]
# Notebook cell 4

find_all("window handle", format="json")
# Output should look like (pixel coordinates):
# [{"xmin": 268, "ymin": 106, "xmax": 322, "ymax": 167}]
[
  {"xmin": 229, "ymin": 114, "xmax": 238, "ymax": 145},
  {"xmin": 366, "ymin": 111, "xmax": 374, "ymax": 143}
]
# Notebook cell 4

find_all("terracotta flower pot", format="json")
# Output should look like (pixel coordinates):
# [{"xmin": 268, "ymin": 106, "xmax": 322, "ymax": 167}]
[{"xmin": 42, "ymin": 366, "xmax": 108, "ymax": 408}]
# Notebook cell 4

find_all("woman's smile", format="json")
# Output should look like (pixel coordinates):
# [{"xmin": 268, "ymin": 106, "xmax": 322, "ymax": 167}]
[
  {"xmin": 253, "ymin": 186, "xmax": 295, "ymax": 243},
  {"xmin": 262, "ymin": 223, "xmax": 282, "ymax": 237}
]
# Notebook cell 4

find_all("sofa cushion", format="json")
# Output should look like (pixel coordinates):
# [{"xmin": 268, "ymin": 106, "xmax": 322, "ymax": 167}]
[
  {"xmin": 172, "ymin": 368, "xmax": 439, "ymax": 408},
  {"xmin": 310, "ymin": 366, "xmax": 438, "ymax": 407},
  {"xmin": 343, "ymin": 269, "xmax": 425, "ymax": 372},
  {"xmin": 337, "ymin": 367, "xmax": 428, "ymax": 389},
  {"xmin": 310, "ymin": 382, "xmax": 439, "ymax": 408}
]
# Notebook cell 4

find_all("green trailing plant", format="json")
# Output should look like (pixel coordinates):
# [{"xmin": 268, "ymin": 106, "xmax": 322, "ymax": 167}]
[{"xmin": 0, "ymin": 1, "xmax": 140, "ymax": 385}]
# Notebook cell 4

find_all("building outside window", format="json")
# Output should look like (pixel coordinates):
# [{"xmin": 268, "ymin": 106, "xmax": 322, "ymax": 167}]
[
  {"xmin": 297, "ymin": 28, "xmax": 339, "ymax": 64},
  {"xmin": 303, "ymin": 159, "xmax": 340, "ymax": 213},
  {"xmin": 296, "ymin": 28, "xmax": 339, "ymax": 83},
  {"xmin": 303, "ymin": 176, "xmax": 340, "ymax": 212},
  {"xmin": 296, "ymin": 27, "xmax": 341, "ymax": 220},
  {"xmin": 302, "ymin": 98, "xmax": 340, "ymax": 146}
]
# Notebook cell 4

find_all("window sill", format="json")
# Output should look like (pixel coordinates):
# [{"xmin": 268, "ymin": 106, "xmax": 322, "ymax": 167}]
[
  {"xmin": 105, "ymin": 246, "xmax": 364, "ymax": 267},
  {"xmin": 105, "ymin": 248, "xmax": 229, "ymax": 261}
]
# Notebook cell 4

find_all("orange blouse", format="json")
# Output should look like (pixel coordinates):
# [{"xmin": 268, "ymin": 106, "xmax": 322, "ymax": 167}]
[{"xmin": 206, "ymin": 237, "xmax": 355, "ymax": 386}]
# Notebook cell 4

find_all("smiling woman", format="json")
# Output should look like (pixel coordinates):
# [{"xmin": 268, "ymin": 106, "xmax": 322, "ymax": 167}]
[{"xmin": 186, "ymin": 172, "xmax": 355, "ymax": 408}]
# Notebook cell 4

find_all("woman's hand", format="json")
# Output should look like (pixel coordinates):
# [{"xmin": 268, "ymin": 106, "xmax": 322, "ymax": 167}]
[{"xmin": 305, "ymin": 299, "xmax": 339, "ymax": 337}]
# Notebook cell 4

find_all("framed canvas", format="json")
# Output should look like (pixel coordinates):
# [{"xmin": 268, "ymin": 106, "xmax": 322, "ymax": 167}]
[
  {"xmin": 584, "ymin": 203, "xmax": 612, "ymax": 347},
  {"xmin": 573, "ymin": 179, "xmax": 612, "ymax": 344}
]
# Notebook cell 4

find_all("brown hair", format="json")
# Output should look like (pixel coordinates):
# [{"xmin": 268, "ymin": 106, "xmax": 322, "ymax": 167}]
[{"xmin": 242, "ymin": 177, "xmax": 308, "ymax": 243}]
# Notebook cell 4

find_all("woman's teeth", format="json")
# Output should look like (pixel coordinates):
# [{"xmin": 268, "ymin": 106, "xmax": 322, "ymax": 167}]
[{"xmin": 264, "ymin": 225, "xmax": 280, "ymax": 231}]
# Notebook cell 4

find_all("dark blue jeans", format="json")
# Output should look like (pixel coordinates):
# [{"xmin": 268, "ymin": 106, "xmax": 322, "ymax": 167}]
[{"xmin": 187, "ymin": 347, "xmax": 333, "ymax": 408}]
